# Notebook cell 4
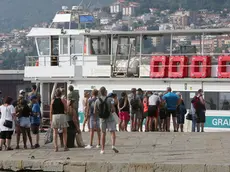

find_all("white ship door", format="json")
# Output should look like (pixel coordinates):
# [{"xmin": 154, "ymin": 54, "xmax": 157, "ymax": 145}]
[{"xmin": 51, "ymin": 36, "xmax": 59, "ymax": 66}]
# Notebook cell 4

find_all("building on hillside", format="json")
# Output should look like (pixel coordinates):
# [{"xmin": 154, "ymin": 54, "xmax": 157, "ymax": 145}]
[
  {"xmin": 151, "ymin": 37, "xmax": 161, "ymax": 47},
  {"xmin": 170, "ymin": 10, "xmax": 197, "ymax": 27},
  {"xmin": 100, "ymin": 17, "xmax": 112, "ymax": 25},
  {"xmin": 159, "ymin": 24, "xmax": 174, "ymax": 30},
  {"xmin": 191, "ymin": 39, "xmax": 216, "ymax": 53},
  {"xmin": 122, "ymin": 2, "xmax": 140, "ymax": 16},
  {"xmin": 110, "ymin": 0, "xmax": 124, "ymax": 14}
]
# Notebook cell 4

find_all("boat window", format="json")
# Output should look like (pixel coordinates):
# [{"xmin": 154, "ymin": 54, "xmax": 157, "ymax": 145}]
[
  {"xmin": 60, "ymin": 37, "xmax": 69, "ymax": 55},
  {"xmin": 205, "ymin": 92, "xmax": 230, "ymax": 110},
  {"xmin": 204, "ymin": 92, "xmax": 219, "ymax": 110},
  {"xmin": 36, "ymin": 37, "xmax": 50, "ymax": 56},
  {"xmin": 219, "ymin": 93, "xmax": 230, "ymax": 110},
  {"xmin": 90, "ymin": 37, "xmax": 108, "ymax": 55},
  {"xmin": 57, "ymin": 22, "xmax": 70, "ymax": 29},
  {"xmin": 112, "ymin": 38, "xmax": 118, "ymax": 55},
  {"xmin": 70, "ymin": 37, "xmax": 83, "ymax": 54}
]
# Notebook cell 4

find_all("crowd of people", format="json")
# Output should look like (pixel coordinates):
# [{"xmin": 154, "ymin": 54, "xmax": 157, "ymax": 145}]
[
  {"xmin": 0, "ymin": 85, "xmax": 41, "ymax": 151},
  {"xmin": 0, "ymin": 84, "xmax": 206, "ymax": 154},
  {"xmin": 82, "ymin": 87, "xmax": 206, "ymax": 135}
]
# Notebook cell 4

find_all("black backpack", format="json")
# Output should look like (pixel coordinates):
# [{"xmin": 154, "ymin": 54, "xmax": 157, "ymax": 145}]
[
  {"xmin": 98, "ymin": 97, "xmax": 110, "ymax": 119},
  {"xmin": 130, "ymin": 97, "xmax": 139, "ymax": 111}
]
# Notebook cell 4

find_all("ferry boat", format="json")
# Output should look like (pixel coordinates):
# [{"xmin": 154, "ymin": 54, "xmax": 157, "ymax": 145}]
[{"xmin": 24, "ymin": 6, "xmax": 230, "ymax": 131}]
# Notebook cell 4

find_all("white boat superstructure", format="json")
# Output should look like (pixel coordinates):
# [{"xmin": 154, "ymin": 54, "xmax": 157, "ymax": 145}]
[{"xmin": 24, "ymin": 7, "xmax": 230, "ymax": 130}]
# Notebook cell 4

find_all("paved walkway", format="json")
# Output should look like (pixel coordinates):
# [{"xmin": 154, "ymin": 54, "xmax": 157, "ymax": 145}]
[{"xmin": 0, "ymin": 132, "xmax": 230, "ymax": 172}]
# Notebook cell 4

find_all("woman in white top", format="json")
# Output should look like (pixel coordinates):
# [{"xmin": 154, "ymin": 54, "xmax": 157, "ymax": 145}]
[{"xmin": 0, "ymin": 97, "xmax": 16, "ymax": 151}]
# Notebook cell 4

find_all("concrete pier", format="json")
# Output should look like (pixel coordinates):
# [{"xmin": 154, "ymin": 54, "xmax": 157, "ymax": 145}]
[{"xmin": 0, "ymin": 132, "xmax": 230, "ymax": 172}]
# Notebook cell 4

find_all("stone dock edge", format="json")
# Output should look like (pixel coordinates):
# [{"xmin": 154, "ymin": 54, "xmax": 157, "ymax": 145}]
[{"xmin": 0, "ymin": 160, "xmax": 229, "ymax": 172}]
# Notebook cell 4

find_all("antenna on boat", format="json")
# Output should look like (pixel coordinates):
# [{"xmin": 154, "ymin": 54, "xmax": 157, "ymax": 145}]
[
  {"xmin": 87, "ymin": 0, "xmax": 92, "ymax": 9},
  {"xmin": 78, "ymin": 0, "xmax": 84, "ymax": 7}
]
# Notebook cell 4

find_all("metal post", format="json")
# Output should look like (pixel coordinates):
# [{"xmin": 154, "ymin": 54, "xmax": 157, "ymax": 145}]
[
  {"xmin": 82, "ymin": 35, "xmax": 85, "ymax": 66},
  {"xmin": 110, "ymin": 34, "xmax": 113, "ymax": 65},
  {"xmin": 110, "ymin": 34, "xmax": 113, "ymax": 78},
  {"xmin": 201, "ymin": 33, "xmax": 204, "ymax": 55},
  {"xmin": 139, "ymin": 34, "xmax": 142, "ymax": 78},
  {"xmin": 199, "ymin": 34, "xmax": 202, "ymax": 54},
  {"xmin": 40, "ymin": 82, "xmax": 44, "ymax": 117},
  {"xmin": 47, "ymin": 83, "xmax": 50, "ymax": 103},
  {"xmin": 51, "ymin": 82, "xmax": 58, "ymax": 100},
  {"xmin": 170, "ymin": 34, "xmax": 173, "ymax": 56}
]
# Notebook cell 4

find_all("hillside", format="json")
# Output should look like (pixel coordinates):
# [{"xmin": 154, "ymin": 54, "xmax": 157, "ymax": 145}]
[
  {"xmin": 1, "ymin": 0, "xmax": 230, "ymax": 32},
  {"xmin": 0, "ymin": 0, "xmax": 113, "ymax": 32},
  {"xmin": 131, "ymin": 0, "xmax": 230, "ymax": 14}
]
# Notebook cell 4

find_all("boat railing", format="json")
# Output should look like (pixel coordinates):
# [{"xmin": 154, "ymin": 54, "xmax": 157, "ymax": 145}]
[
  {"xmin": 26, "ymin": 55, "xmax": 78, "ymax": 66},
  {"xmin": 26, "ymin": 52, "xmax": 230, "ymax": 68},
  {"xmin": 139, "ymin": 53, "xmax": 229, "ymax": 68}
]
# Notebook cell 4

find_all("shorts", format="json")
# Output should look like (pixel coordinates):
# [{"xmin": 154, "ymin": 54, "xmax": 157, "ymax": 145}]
[
  {"xmin": 143, "ymin": 112, "xmax": 148, "ymax": 118},
  {"xmin": 177, "ymin": 113, "xmax": 185, "ymax": 124},
  {"xmin": 160, "ymin": 109, "xmax": 167, "ymax": 119},
  {"xmin": 31, "ymin": 124, "xmax": 40, "ymax": 134},
  {"xmin": 119, "ymin": 111, "xmax": 130, "ymax": 121},
  {"xmin": 19, "ymin": 117, "xmax": 31, "ymax": 128},
  {"xmin": 51, "ymin": 114, "xmax": 69, "ymax": 129},
  {"xmin": 148, "ymin": 105, "xmax": 157, "ymax": 117},
  {"xmin": 100, "ymin": 118, "xmax": 116, "ymax": 133},
  {"xmin": 130, "ymin": 110, "xmax": 142, "ymax": 119},
  {"xmin": 197, "ymin": 111, "xmax": 206, "ymax": 123},
  {"xmin": 166, "ymin": 110, "xmax": 177, "ymax": 118},
  {"xmin": 89, "ymin": 116, "xmax": 100, "ymax": 129},
  {"xmin": 0, "ymin": 131, "xmax": 13, "ymax": 139}
]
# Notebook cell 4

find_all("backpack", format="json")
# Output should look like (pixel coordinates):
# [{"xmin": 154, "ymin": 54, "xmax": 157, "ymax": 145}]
[
  {"xmin": 179, "ymin": 103, "xmax": 187, "ymax": 115},
  {"xmin": 191, "ymin": 96, "xmax": 201, "ymax": 111},
  {"xmin": 89, "ymin": 98, "xmax": 97, "ymax": 115},
  {"xmin": 98, "ymin": 97, "xmax": 110, "ymax": 119},
  {"xmin": 130, "ymin": 97, "xmax": 139, "ymax": 111}
]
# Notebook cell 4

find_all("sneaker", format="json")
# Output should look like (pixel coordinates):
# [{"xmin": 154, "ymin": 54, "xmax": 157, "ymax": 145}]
[
  {"xmin": 85, "ymin": 145, "xmax": 93, "ymax": 149},
  {"xmin": 34, "ymin": 144, "xmax": 40, "ymax": 148},
  {"xmin": 112, "ymin": 146, "xmax": 119, "ymax": 153},
  {"xmin": 100, "ymin": 150, "xmax": 104, "ymax": 154},
  {"xmin": 96, "ymin": 145, "xmax": 101, "ymax": 148}
]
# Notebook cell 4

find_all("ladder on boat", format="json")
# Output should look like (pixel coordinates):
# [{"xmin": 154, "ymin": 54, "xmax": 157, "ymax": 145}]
[{"xmin": 112, "ymin": 43, "xmax": 132, "ymax": 77}]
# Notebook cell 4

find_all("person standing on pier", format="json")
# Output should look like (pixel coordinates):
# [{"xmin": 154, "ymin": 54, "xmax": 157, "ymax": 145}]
[
  {"xmin": 128, "ymin": 88, "xmax": 142, "ymax": 132},
  {"xmin": 192, "ymin": 89, "xmax": 206, "ymax": 132},
  {"xmin": 13, "ymin": 90, "xmax": 30, "ymax": 149},
  {"xmin": 95, "ymin": 87, "xmax": 119, "ymax": 154},
  {"xmin": 162, "ymin": 87, "xmax": 179, "ymax": 132},
  {"xmin": 0, "ymin": 97, "xmax": 15, "ymax": 151},
  {"xmin": 67, "ymin": 85, "xmax": 84, "ymax": 147},
  {"xmin": 176, "ymin": 92, "xmax": 187, "ymax": 132},
  {"xmin": 28, "ymin": 85, "xmax": 41, "ymax": 106},
  {"xmin": 147, "ymin": 92, "xmax": 160, "ymax": 131},
  {"xmin": 137, "ymin": 88, "xmax": 144, "ymax": 132},
  {"xmin": 15, "ymin": 95, "xmax": 33, "ymax": 149},
  {"xmin": 67, "ymin": 85, "xmax": 80, "ymax": 124},
  {"xmin": 118, "ymin": 92, "xmax": 130, "ymax": 132},
  {"xmin": 82, "ymin": 91, "xmax": 90, "ymax": 132},
  {"xmin": 85, "ymin": 89, "xmax": 101, "ymax": 149},
  {"xmin": 50, "ymin": 89, "xmax": 69, "ymax": 152},
  {"xmin": 30, "ymin": 95, "xmax": 41, "ymax": 148}
]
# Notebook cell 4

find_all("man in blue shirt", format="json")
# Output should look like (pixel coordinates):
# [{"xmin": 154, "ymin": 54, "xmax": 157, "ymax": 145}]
[
  {"xmin": 30, "ymin": 95, "xmax": 41, "ymax": 148},
  {"xmin": 162, "ymin": 87, "xmax": 179, "ymax": 132}
]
